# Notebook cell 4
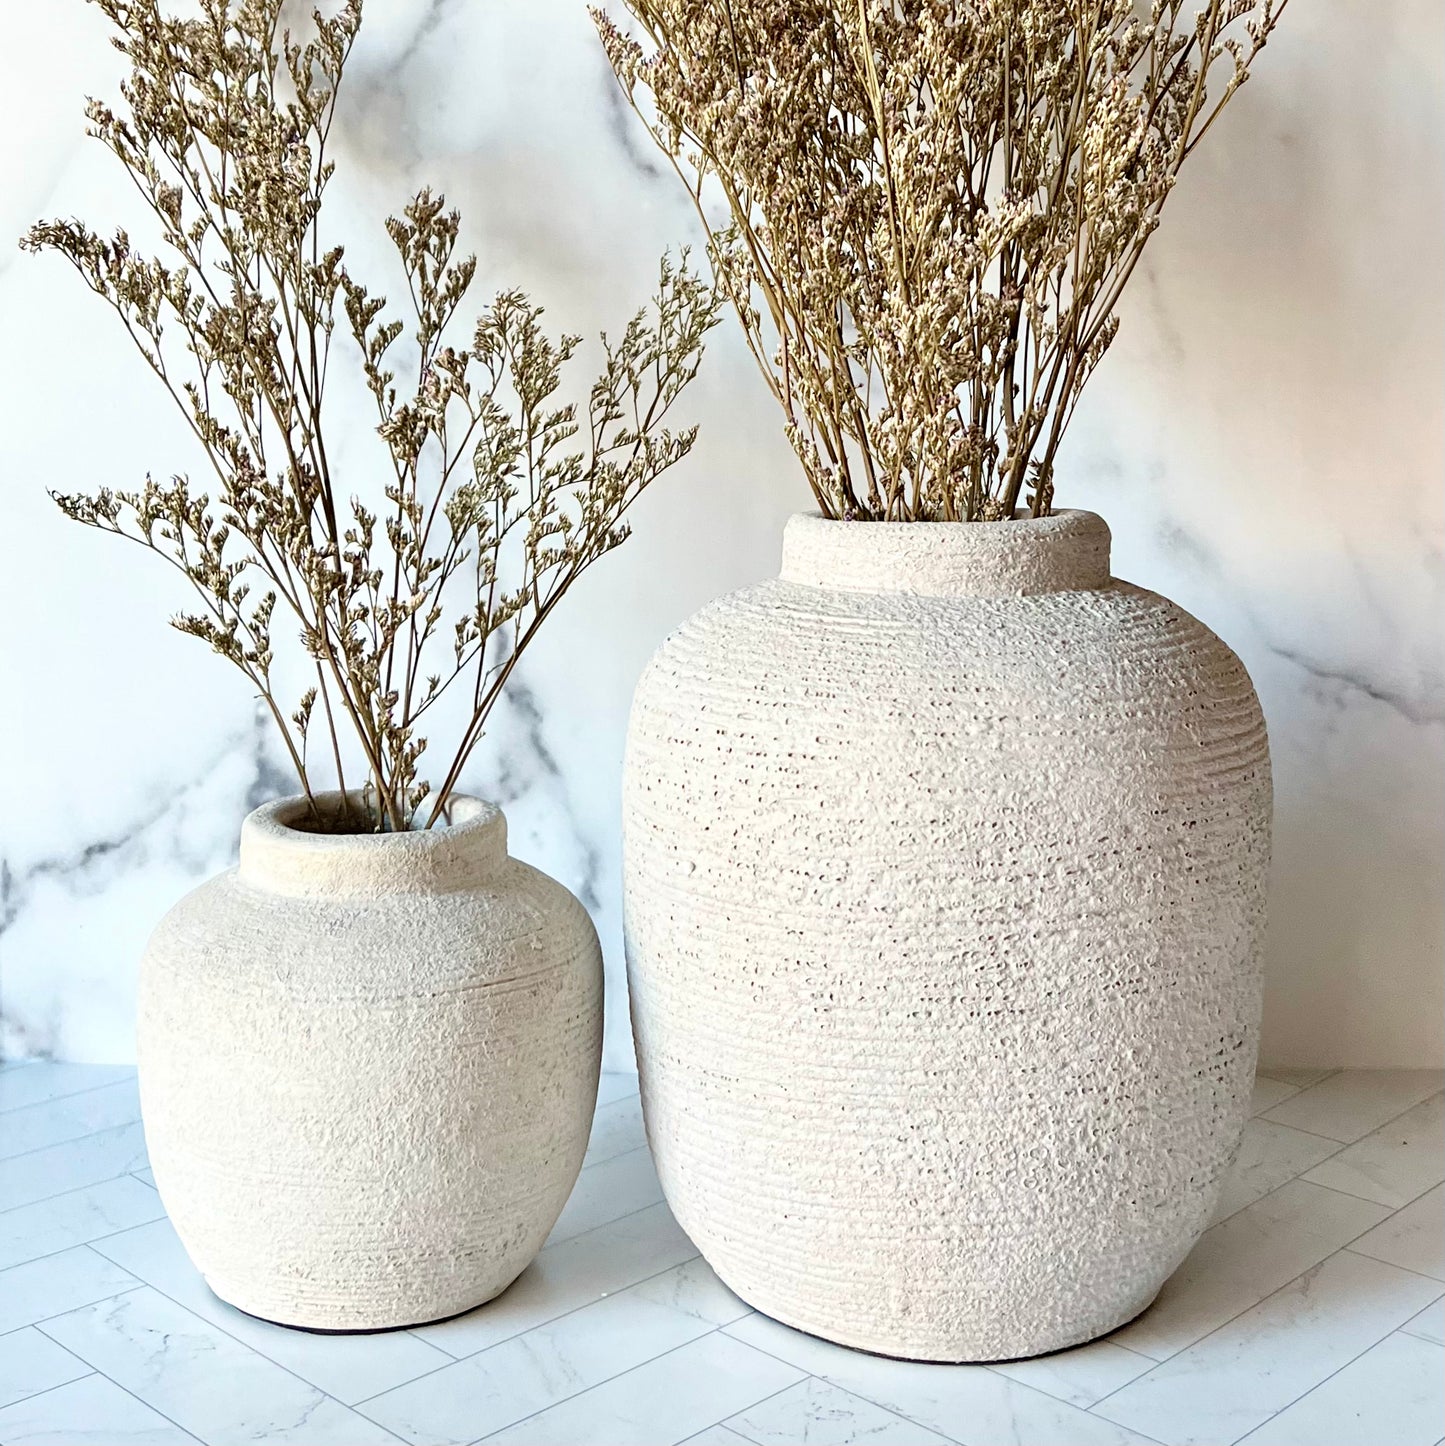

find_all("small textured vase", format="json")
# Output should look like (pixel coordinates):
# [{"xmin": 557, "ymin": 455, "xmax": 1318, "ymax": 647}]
[
  {"xmin": 139, "ymin": 793, "xmax": 603, "ymax": 1332},
  {"xmin": 624, "ymin": 510, "xmax": 1271, "ymax": 1362}
]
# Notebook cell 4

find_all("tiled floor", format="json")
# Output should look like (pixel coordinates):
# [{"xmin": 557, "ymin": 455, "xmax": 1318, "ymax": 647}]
[{"xmin": 1, "ymin": 1065, "xmax": 1441, "ymax": 1446}]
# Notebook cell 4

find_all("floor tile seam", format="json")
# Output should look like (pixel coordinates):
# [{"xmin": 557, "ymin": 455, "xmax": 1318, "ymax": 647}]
[
  {"xmin": 0, "ymin": 1074, "xmax": 139, "ymax": 1117},
  {"xmin": 1085, "ymin": 1238, "xmax": 1399, "ymax": 1405},
  {"xmin": 0, "ymin": 1118, "xmax": 147, "ymax": 1169},
  {"xmin": 1093, "ymin": 1243, "xmax": 1445, "ymax": 1422},
  {"xmin": 1338, "ymin": 1245, "xmax": 1445, "ymax": 1284},
  {"xmin": 4, "ymin": 1276, "xmax": 151, "ymax": 1335},
  {"xmin": 1256, "ymin": 1071, "xmax": 1339, "ymax": 1089},
  {"xmin": 69, "ymin": 1202, "xmax": 704, "ymax": 1397},
  {"xmin": 534, "ymin": 1198, "xmax": 691, "ymax": 1261},
  {"xmin": 354, "ymin": 1323, "xmax": 733, "ymax": 1446},
  {"xmin": 1214, "ymin": 1155, "xmax": 1410, "ymax": 1239},
  {"xmin": 980, "ymin": 1354, "xmax": 1171, "ymax": 1444},
  {"xmin": 419, "ymin": 1223, "xmax": 708, "ymax": 1362},
  {"xmin": 1215, "ymin": 1313, "xmax": 1445, "ymax": 1445},
  {"xmin": 735, "ymin": 1372, "xmax": 974, "ymax": 1446},
  {"xmin": 1295, "ymin": 1169, "xmax": 1445, "ymax": 1213},
  {"xmin": 716, "ymin": 1317, "xmax": 1148, "ymax": 1446},
  {"xmin": 1, "ymin": 1079, "xmax": 140, "ymax": 1122},
  {"xmin": 1208, "ymin": 1131, "xmax": 1356, "ymax": 1226},
  {"xmin": 12, "ymin": 1347, "xmax": 205, "ymax": 1446},
  {"xmin": 0, "ymin": 1203, "xmax": 175, "ymax": 1274},
  {"xmin": 1398, "ymin": 1313, "xmax": 1445, "ymax": 1344},
  {"xmin": 47, "ymin": 1262, "xmax": 415, "ymax": 1421},
  {"xmin": 1208, "ymin": 1098, "xmax": 1445, "ymax": 1225},
  {"xmin": 0, "ymin": 1368, "xmax": 99, "ymax": 1414},
  {"xmin": 0, "ymin": 1119, "xmax": 145, "ymax": 1171},
  {"xmin": 685, "ymin": 1377, "xmax": 819, "ymax": 1446},
  {"xmin": 1109, "ymin": 1342, "xmax": 1160, "ymax": 1362},
  {"xmin": 355, "ymin": 1250, "xmax": 713, "ymax": 1398},
  {"xmin": 1260, "ymin": 1087, "xmax": 1445, "ymax": 1146},
  {"xmin": 574, "ymin": 1141, "xmax": 654, "ymax": 1180},
  {"xmin": 1332, "ymin": 1178, "xmax": 1445, "ymax": 1256},
  {"xmin": 1251, "ymin": 1079, "xmax": 1306, "ymax": 1113}
]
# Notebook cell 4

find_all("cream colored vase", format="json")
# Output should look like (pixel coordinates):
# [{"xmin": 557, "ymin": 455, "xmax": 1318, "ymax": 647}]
[
  {"xmin": 138, "ymin": 793, "xmax": 603, "ymax": 1331},
  {"xmin": 624, "ymin": 510, "xmax": 1271, "ymax": 1362}
]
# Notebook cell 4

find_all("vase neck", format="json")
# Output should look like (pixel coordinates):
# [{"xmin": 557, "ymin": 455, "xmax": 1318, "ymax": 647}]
[
  {"xmin": 778, "ymin": 510, "xmax": 1112, "ymax": 597},
  {"xmin": 238, "ymin": 792, "xmax": 507, "ymax": 898}
]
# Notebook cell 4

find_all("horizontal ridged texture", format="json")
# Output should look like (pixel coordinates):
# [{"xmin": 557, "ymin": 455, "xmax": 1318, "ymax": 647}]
[
  {"xmin": 138, "ymin": 794, "xmax": 603, "ymax": 1331},
  {"xmin": 623, "ymin": 511, "xmax": 1271, "ymax": 1362}
]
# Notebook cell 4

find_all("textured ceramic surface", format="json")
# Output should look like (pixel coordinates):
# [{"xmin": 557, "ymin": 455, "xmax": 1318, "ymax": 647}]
[
  {"xmin": 624, "ymin": 510, "xmax": 1273, "ymax": 1362},
  {"xmin": 138, "ymin": 794, "xmax": 603, "ymax": 1332}
]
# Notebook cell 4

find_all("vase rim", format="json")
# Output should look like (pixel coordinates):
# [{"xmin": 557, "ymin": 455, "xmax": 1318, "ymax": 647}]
[
  {"xmin": 239, "ymin": 791, "xmax": 508, "ymax": 897},
  {"xmin": 779, "ymin": 509, "xmax": 1111, "ymax": 596},
  {"xmin": 791, "ymin": 507, "xmax": 1101, "ymax": 529}
]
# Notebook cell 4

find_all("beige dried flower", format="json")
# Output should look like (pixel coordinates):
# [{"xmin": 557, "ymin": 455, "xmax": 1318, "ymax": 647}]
[
  {"xmin": 23, "ymin": 0, "xmax": 719, "ymax": 831},
  {"xmin": 594, "ymin": 0, "xmax": 1287, "ymax": 521}
]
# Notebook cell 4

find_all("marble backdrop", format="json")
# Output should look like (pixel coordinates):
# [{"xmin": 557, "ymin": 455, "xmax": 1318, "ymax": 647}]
[{"xmin": 1, "ymin": 1, "xmax": 1440, "ymax": 1070}]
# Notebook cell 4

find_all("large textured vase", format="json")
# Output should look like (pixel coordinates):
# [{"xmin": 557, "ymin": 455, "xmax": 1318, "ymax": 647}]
[
  {"xmin": 624, "ymin": 510, "xmax": 1271, "ymax": 1361},
  {"xmin": 139, "ymin": 793, "xmax": 603, "ymax": 1331}
]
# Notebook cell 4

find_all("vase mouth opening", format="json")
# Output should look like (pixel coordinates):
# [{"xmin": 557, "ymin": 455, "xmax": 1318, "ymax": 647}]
[
  {"xmin": 239, "ymin": 791, "xmax": 508, "ymax": 898},
  {"xmin": 258, "ymin": 791, "xmax": 496, "ymax": 837},
  {"xmin": 779, "ymin": 508, "xmax": 1112, "ymax": 596}
]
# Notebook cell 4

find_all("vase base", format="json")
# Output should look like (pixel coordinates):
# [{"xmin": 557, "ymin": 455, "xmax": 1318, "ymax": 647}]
[
  {"xmin": 729, "ymin": 1285, "xmax": 1163, "ymax": 1365},
  {"xmin": 206, "ymin": 1269, "xmax": 524, "ymax": 1336}
]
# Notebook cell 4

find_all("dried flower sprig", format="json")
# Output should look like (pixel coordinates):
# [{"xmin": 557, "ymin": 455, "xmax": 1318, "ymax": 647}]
[
  {"xmin": 24, "ymin": 0, "xmax": 719, "ymax": 831},
  {"xmin": 595, "ymin": 0, "xmax": 1287, "ymax": 521}
]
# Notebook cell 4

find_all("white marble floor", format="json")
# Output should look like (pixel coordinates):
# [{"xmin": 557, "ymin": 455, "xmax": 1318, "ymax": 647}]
[{"xmin": 1, "ymin": 1065, "xmax": 1441, "ymax": 1446}]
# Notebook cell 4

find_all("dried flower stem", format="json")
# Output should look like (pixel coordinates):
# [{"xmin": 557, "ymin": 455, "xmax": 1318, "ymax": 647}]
[
  {"xmin": 595, "ymin": 0, "xmax": 1287, "ymax": 521},
  {"xmin": 24, "ymin": 0, "xmax": 719, "ymax": 830}
]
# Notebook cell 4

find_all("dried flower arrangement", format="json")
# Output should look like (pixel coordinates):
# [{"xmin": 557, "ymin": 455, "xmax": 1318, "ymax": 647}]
[
  {"xmin": 595, "ymin": 0, "xmax": 1287, "ymax": 522},
  {"xmin": 23, "ymin": 0, "xmax": 719, "ymax": 832}
]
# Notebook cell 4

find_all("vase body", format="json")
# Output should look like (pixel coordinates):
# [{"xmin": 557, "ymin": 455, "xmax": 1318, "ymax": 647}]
[
  {"xmin": 623, "ymin": 510, "xmax": 1271, "ymax": 1361},
  {"xmin": 138, "ymin": 794, "xmax": 603, "ymax": 1331}
]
